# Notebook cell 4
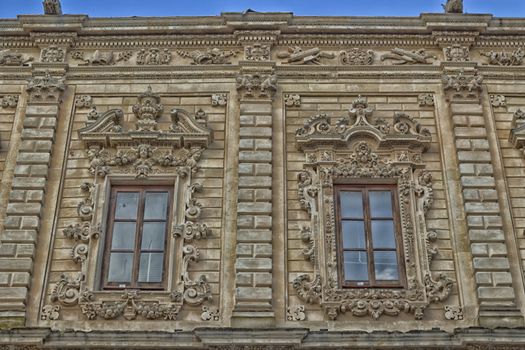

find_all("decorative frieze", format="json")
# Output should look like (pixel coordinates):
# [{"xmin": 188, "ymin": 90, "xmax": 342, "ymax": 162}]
[
  {"xmin": 482, "ymin": 48, "xmax": 524, "ymax": 66},
  {"xmin": 177, "ymin": 48, "xmax": 238, "ymax": 64},
  {"xmin": 136, "ymin": 48, "xmax": 172, "ymax": 65},
  {"xmin": 381, "ymin": 48, "xmax": 435, "ymax": 65},
  {"xmin": 277, "ymin": 46, "xmax": 335, "ymax": 65},
  {"xmin": 339, "ymin": 48, "xmax": 375, "ymax": 65},
  {"xmin": 444, "ymin": 45, "xmax": 470, "ymax": 62},
  {"xmin": 71, "ymin": 50, "xmax": 132, "ymax": 65}
]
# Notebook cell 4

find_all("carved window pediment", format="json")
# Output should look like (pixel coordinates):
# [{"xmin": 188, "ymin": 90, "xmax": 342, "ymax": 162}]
[
  {"xmin": 78, "ymin": 87, "xmax": 213, "ymax": 179},
  {"xmin": 292, "ymin": 96, "xmax": 453, "ymax": 321}
]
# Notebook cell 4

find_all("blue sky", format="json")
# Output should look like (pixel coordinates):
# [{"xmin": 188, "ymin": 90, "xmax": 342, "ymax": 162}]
[{"xmin": 1, "ymin": 0, "xmax": 524, "ymax": 18}]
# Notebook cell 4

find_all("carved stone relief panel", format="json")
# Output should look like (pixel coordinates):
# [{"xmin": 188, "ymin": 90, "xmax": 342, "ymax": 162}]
[
  {"xmin": 0, "ymin": 49, "xmax": 33, "ymax": 66},
  {"xmin": 277, "ymin": 46, "xmax": 335, "ymax": 65},
  {"xmin": 444, "ymin": 45, "xmax": 470, "ymax": 62},
  {"xmin": 285, "ymin": 94, "xmax": 456, "ymax": 322},
  {"xmin": 41, "ymin": 46, "xmax": 66, "ymax": 63},
  {"xmin": 482, "ymin": 48, "xmax": 524, "ymax": 66},
  {"xmin": 381, "ymin": 48, "xmax": 436, "ymax": 65},
  {"xmin": 40, "ymin": 88, "xmax": 226, "ymax": 323},
  {"xmin": 71, "ymin": 50, "xmax": 132, "ymax": 65},
  {"xmin": 340, "ymin": 48, "xmax": 375, "ymax": 65},
  {"xmin": 177, "ymin": 48, "xmax": 239, "ymax": 65}
]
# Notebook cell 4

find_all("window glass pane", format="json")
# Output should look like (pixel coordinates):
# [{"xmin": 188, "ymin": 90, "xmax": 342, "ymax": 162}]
[
  {"xmin": 138, "ymin": 253, "xmax": 164, "ymax": 283},
  {"xmin": 107, "ymin": 253, "xmax": 133, "ymax": 283},
  {"xmin": 369, "ymin": 191, "xmax": 393, "ymax": 218},
  {"xmin": 144, "ymin": 192, "xmax": 169, "ymax": 220},
  {"xmin": 342, "ymin": 220, "xmax": 366, "ymax": 249},
  {"xmin": 111, "ymin": 222, "xmax": 136, "ymax": 250},
  {"xmin": 340, "ymin": 191, "xmax": 363, "ymax": 218},
  {"xmin": 141, "ymin": 222, "xmax": 166, "ymax": 251},
  {"xmin": 374, "ymin": 251, "xmax": 400, "ymax": 281},
  {"xmin": 343, "ymin": 251, "xmax": 369, "ymax": 281},
  {"xmin": 115, "ymin": 192, "xmax": 139, "ymax": 220},
  {"xmin": 371, "ymin": 220, "xmax": 396, "ymax": 249}
]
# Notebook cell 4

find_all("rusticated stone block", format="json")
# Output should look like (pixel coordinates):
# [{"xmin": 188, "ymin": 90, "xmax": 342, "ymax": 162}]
[
  {"xmin": 469, "ymin": 229, "xmax": 505, "ymax": 242},
  {"xmin": 478, "ymin": 287, "xmax": 515, "ymax": 300},
  {"xmin": 235, "ymin": 258, "xmax": 272, "ymax": 272},
  {"xmin": 16, "ymin": 152, "xmax": 51, "ymax": 165},
  {"xmin": 235, "ymin": 287, "xmax": 272, "ymax": 301},
  {"xmin": 12, "ymin": 177, "xmax": 46, "ymax": 189},
  {"xmin": 473, "ymin": 257, "xmax": 510, "ymax": 270},
  {"xmin": 237, "ymin": 229, "xmax": 272, "ymax": 243},
  {"xmin": 6, "ymin": 203, "xmax": 42, "ymax": 216},
  {"xmin": 237, "ymin": 202, "xmax": 272, "ymax": 215},
  {"xmin": 239, "ymin": 151, "xmax": 272, "ymax": 163},
  {"xmin": 239, "ymin": 176, "xmax": 272, "ymax": 188}
]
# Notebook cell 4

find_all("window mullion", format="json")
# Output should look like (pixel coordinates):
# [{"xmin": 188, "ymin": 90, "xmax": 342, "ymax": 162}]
[
  {"xmin": 363, "ymin": 188, "xmax": 375, "ymax": 286},
  {"xmin": 133, "ymin": 188, "xmax": 146, "ymax": 288}
]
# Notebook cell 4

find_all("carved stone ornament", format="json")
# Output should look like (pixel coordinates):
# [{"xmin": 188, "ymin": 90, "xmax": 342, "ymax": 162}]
[
  {"xmin": 43, "ymin": 0, "xmax": 62, "ymax": 15},
  {"xmin": 490, "ymin": 94, "xmax": 507, "ymax": 107},
  {"xmin": 211, "ymin": 93, "xmax": 227, "ymax": 107},
  {"xmin": 277, "ymin": 46, "xmax": 335, "ymax": 65},
  {"xmin": 443, "ymin": 0, "xmax": 463, "ymax": 13},
  {"xmin": 292, "ymin": 96, "xmax": 454, "ymax": 320},
  {"xmin": 482, "ymin": 48, "xmax": 524, "ymax": 66},
  {"xmin": 71, "ymin": 50, "xmax": 132, "ymax": 66},
  {"xmin": 177, "ymin": 48, "xmax": 238, "ymax": 65},
  {"xmin": 41, "ymin": 304, "xmax": 60, "ymax": 320},
  {"xmin": 442, "ymin": 69, "xmax": 483, "ymax": 100},
  {"xmin": 287, "ymin": 305, "xmax": 306, "ymax": 321},
  {"xmin": 78, "ymin": 86, "xmax": 212, "ymax": 179},
  {"xmin": 444, "ymin": 45, "xmax": 470, "ymax": 62},
  {"xmin": 445, "ymin": 305, "xmax": 464, "ymax": 320},
  {"xmin": 41, "ymin": 46, "xmax": 65, "ymax": 63},
  {"xmin": 418, "ymin": 93, "xmax": 435, "ymax": 107},
  {"xmin": 0, "ymin": 49, "xmax": 33, "ymax": 66},
  {"xmin": 173, "ymin": 183, "xmax": 211, "ymax": 242},
  {"xmin": 136, "ymin": 48, "xmax": 172, "ymax": 65},
  {"xmin": 236, "ymin": 73, "xmax": 277, "ymax": 100},
  {"xmin": 245, "ymin": 44, "xmax": 270, "ymax": 61},
  {"xmin": 26, "ymin": 72, "xmax": 66, "ymax": 104},
  {"xmin": 381, "ymin": 48, "xmax": 436, "ymax": 65},
  {"xmin": 74, "ymin": 95, "xmax": 93, "ymax": 108},
  {"xmin": 340, "ymin": 48, "xmax": 375, "ymax": 65},
  {"xmin": 284, "ymin": 94, "xmax": 301, "ymax": 107},
  {"xmin": 1, "ymin": 95, "xmax": 19, "ymax": 108},
  {"xmin": 509, "ymin": 108, "xmax": 525, "ymax": 157},
  {"xmin": 201, "ymin": 305, "xmax": 220, "ymax": 321}
]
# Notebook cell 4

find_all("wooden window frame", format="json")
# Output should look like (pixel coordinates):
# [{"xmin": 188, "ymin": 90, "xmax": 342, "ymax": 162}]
[
  {"xmin": 335, "ymin": 184, "xmax": 406, "ymax": 289},
  {"xmin": 101, "ymin": 185, "xmax": 173, "ymax": 290}
]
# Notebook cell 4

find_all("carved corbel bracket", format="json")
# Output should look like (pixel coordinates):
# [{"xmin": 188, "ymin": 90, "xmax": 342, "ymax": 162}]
[
  {"xmin": 236, "ymin": 72, "xmax": 277, "ymax": 100},
  {"xmin": 26, "ymin": 71, "xmax": 66, "ymax": 104},
  {"xmin": 442, "ymin": 69, "xmax": 483, "ymax": 101},
  {"xmin": 509, "ymin": 109, "xmax": 525, "ymax": 157}
]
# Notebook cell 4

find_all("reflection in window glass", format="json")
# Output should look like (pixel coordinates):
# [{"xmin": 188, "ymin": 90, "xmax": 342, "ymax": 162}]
[
  {"xmin": 144, "ymin": 192, "xmax": 168, "ymax": 220},
  {"xmin": 342, "ymin": 220, "xmax": 366, "ymax": 249},
  {"xmin": 371, "ymin": 220, "xmax": 396, "ymax": 249},
  {"xmin": 111, "ymin": 222, "xmax": 136, "ymax": 250},
  {"xmin": 141, "ymin": 222, "xmax": 166, "ymax": 250},
  {"xmin": 108, "ymin": 253, "xmax": 133, "ymax": 282},
  {"xmin": 369, "ymin": 191, "xmax": 393, "ymax": 217},
  {"xmin": 115, "ymin": 192, "xmax": 139, "ymax": 220},
  {"xmin": 138, "ymin": 253, "xmax": 164, "ymax": 283},
  {"xmin": 344, "ymin": 251, "xmax": 369, "ymax": 281},
  {"xmin": 374, "ymin": 251, "xmax": 399, "ymax": 281},
  {"xmin": 340, "ymin": 191, "xmax": 363, "ymax": 218}
]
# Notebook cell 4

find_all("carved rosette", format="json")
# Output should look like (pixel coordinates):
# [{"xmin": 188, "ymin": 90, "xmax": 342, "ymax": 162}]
[{"xmin": 292, "ymin": 96, "xmax": 454, "ymax": 320}]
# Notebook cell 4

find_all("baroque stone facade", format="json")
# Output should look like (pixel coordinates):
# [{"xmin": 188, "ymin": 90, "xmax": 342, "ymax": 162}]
[{"xmin": 1, "ymin": 1, "xmax": 525, "ymax": 349}]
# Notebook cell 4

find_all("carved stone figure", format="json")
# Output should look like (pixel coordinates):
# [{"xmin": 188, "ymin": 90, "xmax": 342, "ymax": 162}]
[
  {"xmin": 381, "ymin": 48, "xmax": 436, "ymax": 65},
  {"xmin": 277, "ymin": 46, "xmax": 335, "ymax": 65},
  {"xmin": 136, "ymin": 48, "xmax": 172, "ymax": 65},
  {"xmin": 0, "ymin": 49, "xmax": 33, "ymax": 66},
  {"xmin": 177, "ymin": 48, "xmax": 238, "ymax": 65},
  {"xmin": 43, "ymin": 0, "xmax": 62, "ymax": 15},
  {"xmin": 444, "ymin": 45, "xmax": 470, "ymax": 62},
  {"xmin": 482, "ymin": 48, "xmax": 524, "ymax": 66},
  {"xmin": 41, "ymin": 46, "xmax": 65, "ymax": 63},
  {"xmin": 442, "ymin": 0, "xmax": 463, "ymax": 13},
  {"xmin": 340, "ymin": 48, "xmax": 375, "ymax": 65},
  {"xmin": 245, "ymin": 44, "xmax": 270, "ymax": 61}
]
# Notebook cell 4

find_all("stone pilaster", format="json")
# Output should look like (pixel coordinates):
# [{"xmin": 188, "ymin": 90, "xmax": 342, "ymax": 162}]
[
  {"xmin": 0, "ymin": 70, "xmax": 65, "ymax": 327},
  {"xmin": 442, "ymin": 68, "xmax": 524, "ymax": 327},
  {"xmin": 232, "ymin": 64, "xmax": 277, "ymax": 325}
]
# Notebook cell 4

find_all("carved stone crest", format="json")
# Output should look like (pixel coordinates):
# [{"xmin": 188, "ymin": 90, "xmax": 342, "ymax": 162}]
[
  {"xmin": 245, "ymin": 44, "xmax": 270, "ymax": 61},
  {"xmin": 41, "ymin": 46, "xmax": 65, "ymax": 63},
  {"xmin": 444, "ymin": 45, "xmax": 470, "ymax": 62}
]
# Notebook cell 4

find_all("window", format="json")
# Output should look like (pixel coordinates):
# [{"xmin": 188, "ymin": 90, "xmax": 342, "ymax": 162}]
[
  {"xmin": 102, "ymin": 186, "xmax": 172, "ymax": 290},
  {"xmin": 335, "ymin": 184, "xmax": 405, "ymax": 288}
]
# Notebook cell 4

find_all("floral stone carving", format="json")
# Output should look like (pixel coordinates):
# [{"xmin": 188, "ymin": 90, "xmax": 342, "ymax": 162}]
[
  {"xmin": 418, "ymin": 93, "xmax": 435, "ymax": 107},
  {"xmin": 245, "ymin": 44, "xmax": 270, "ymax": 61},
  {"xmin": 136, "ymin": 48, "xmax": 172, "ymax": 65},
  {"xmin": 78, "ymin": 86, "xmax": 212, "ymax": 179},
  {"xmin": 1, "ymin": 95, "xmax": 19, "ymax": 108},
  {"xmin": 26, "ymin": 72, "xmax": 66, "ymax": 104},
  {"xmin": 292, "ymin": 96, "xmax": 454, "ymax": 320},
  {"xmin": 340, "ymin": 48, "xmax": 375, "ymax": 65},
  {"xmin": 442, "ymin": 69, "xmax": 483, "ymax": 100},
  {"xmin": 41, "ymin": 46, "xmax": 65, "ymax": 63},
  {"xmin": 284, "ymin": 94, "xmax": 301, "ymax": 107},
  {"xmin": 444, "ymin": 45, "xmax": 470, "ymax": 62},
  {"xmin": 177, "ymin": 48, "xmax": 238, "ymax": 64},
  {"xmin": 490, "ymin": 95, "xmax": 507, "ymax": 107},
  {"xmin": 211, "ymin": 93, "xmax": 227, "ymax": 106}
]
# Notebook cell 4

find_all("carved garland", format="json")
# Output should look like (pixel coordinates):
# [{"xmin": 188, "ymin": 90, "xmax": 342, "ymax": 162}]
[
  {"xmin": 43, "ymin": 87, "xmax": 215, "ymax": 321},
  {"xmin": 292, "ymin": 96, "xmax": 454, "ymax": 320}
]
